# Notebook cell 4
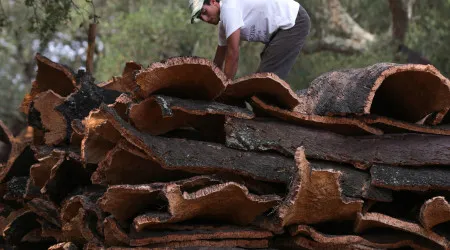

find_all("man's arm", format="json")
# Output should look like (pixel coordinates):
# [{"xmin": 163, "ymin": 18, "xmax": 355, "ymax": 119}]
[
  {"xmin": 223, "ymin": 29, "xmax": 240, "ymax": 80},
  {"xmin": 213, "ymin": 45, "xmax": 227, "ymax": 70}
]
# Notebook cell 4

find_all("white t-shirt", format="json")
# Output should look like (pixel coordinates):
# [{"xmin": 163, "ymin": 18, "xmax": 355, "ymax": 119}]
[{"xmin": 218, "ymin": 0, "xmax": 300, "ymax": 46}]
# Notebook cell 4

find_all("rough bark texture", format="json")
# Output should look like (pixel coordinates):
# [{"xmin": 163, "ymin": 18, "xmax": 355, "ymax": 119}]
[
  {"xmin": 370, "ymin": 165, "xmax": 450, "ymax": 191},
  {"xmin": 225, "ymin": 117, "xmax": 450, "ymax": 168},
  {"xmin": 129, "ymin": 95, "xmax": 254, "ymax": 136},
  {"xmin": 295, "ymin": 63, "xmax": 450, "ymax": 123},
  {"xmin": 276, "ymin": 148, "xmax": 363, "ymax": 227},
  {"xmin": 135, "ymin": 57, "xmax": 229, "ymax": 100},
  {"xmin": 251, "ymin": 96, "xmax": 383, "ymax": 136},
  {"xmin": 220, "ymin": 72, "xmax": 300, "ymax": 110},
  {"xmin": 96, "ymin": 104, "xmax": 295, "ymax": 184}
]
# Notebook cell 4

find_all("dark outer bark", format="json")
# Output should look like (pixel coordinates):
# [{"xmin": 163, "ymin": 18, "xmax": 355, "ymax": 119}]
[
  {"xmin": 2, "ymin": 146, "xmax": 37, "ymax": 183},
  {"xmin": 3, "ymin": 176, "xmax": 28, "ymax": 201},
  {"xmin": 311, "ymin": 161, "xmax": 392, "ymax": 202},
  {"xmin": 98, "ymin": 104, "xmax": 295, "ymax": 184},
  {"xmin": 56, "ymin": 71, "xmax": 121, "ymax": 143},
  {"xmin": 225, "ymin": 117, "xmax": 450, "ymax": 167},
  {"xmin": 296, "ymin": 63, "xmax": 450, "ymax": 123},
  {"xmin": 371, "ymin": 165, "xmax": 450, "ymax": 191}
]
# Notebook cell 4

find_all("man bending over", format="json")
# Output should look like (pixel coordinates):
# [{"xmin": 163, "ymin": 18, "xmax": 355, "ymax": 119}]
[{"xmin": 189, "ymin": 0, "xmax": 311, "ymax": 80}]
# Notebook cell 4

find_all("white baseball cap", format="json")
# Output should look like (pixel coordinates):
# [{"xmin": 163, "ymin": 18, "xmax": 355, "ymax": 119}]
[{"xmin": 189, "ymin": 0, "xmax": 204, "ymax": 24}]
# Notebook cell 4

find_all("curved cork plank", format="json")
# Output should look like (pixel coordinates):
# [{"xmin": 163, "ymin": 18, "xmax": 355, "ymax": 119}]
[
  {"xmin": 20, "ymin": 54, "xmax": 77, "ymax": 115},
  {"xmin": 129, "ymin": 95, "xmax": 254, "ymax": 135},
  {"xmin": 133, "ymin": 182, "xmax": 281, "ymax": 231},
  {"xmin": 370, "ymin": 165, "xmax": 450, "ymax": 191},
  {"xmin": 28, "ymin": 198, "xmax": 61, "ymax": 228},
  {"xmin": 96, "ymin": 104, "xmax": 295, "ymax": 184},
  {"xmin": 41, "ymin": 154, "xmax": 91, "ymax": 203},
  {"xmin": 135, "ymin": 57, "xmax": 229, "ymax": 100},
  {"xmin": 33, "ymin": 90, "xmax": 67, "ymax": 145},
  {"xmin": 0, "ymin": 120, "xmax": 13, "ymax": 166},
  {"xmin": 276, "ymin": 147, "xmax": 363, "ymax": 227},
  {"xmin": 251, "ymin": 97, "xmax": 383, "ymax": 136},
  {"xmin": 70, "ymin": 119, "xmax": 84, "ymax": 147},
  {"xmin": 359, "ymin": 115, "xmax": 450, "ymax": 135},
  {"xmin": 30, "ymin": 150, "xmax": 65, "ymax": 188},
  {"xmin": 2, "ymin": 209, "xmax": 40, "ymax": 245},
  {"xmin": 0, "ymin": 142, "xmax": 36, "ymax": 183},
  {"xmin": 61, "ymin": 208, "xmax": 103, "ymax": 245},
  {"xmin": 99, "ymin": 61, "xmax": 143, "ymax": 93},
  {"xmin": 109, "ymin": 93, "xmax": 134, "ymax": 121},
  {"xmin": 419, "ymin": 197, "xmax": 450, "ymax": 230},
  {"xmin": 91, "ymin": 140, "xmax": 193, "ymax": 185},
  {"xmin": 48, "ymin": 242, "xmax": 79, "ymax": 250},
  {"xmin": 226, "ymin": 117, "xmax": 450, "ymax": 168},
  {"xmin": 355, "ymin": 212, "xmax": 449, "ymax": 249},
  {"xmin": 61, "ymin": 195, "xmax": 103, "ymax": 235},
  {"xmin": 296, "ymin": 63, "xmax": 450, "ymax": 123},
  {"xmin": 220, "ymin": 72, "xmax": 300, "ymax": 110},
  {"xmin": 288, "ymin": 224, "xmax": 439, "ymax": 250}
]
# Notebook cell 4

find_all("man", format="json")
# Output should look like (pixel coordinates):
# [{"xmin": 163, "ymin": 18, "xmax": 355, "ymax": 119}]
[{"xmin": 189, "ymin": 0, "xmax": 311, "ymax": 80}]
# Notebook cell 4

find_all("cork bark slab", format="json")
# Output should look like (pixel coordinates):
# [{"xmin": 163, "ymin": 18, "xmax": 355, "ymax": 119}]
[
  {"xmin": 250, "ymin": 97, "xmax": 383, "ymax": 136},
  {"xmin": 419, "ymin": 197, "xmax": 450, "ymax": 230},
  {"xmin": 27, "ymin": 198, "xmax": 61, "ymax": 228},
  {"xmin": 0, "ymin": 144, "xmax": 36, "ymax": 184},
  {"xmin": 225, "ymin": 117, "xmax": 450, "ymax": 167},
  {"xmin": 135, "ymin": 57, "xmax": 229, "ymax": 100},
  {"xmin": 41, "ymin": 154, "xmax": 91, "ymax": 203},
  {"xmin": 2, "ymin": 209, "xmax": 40, "ymax": 245},
  {"xmin": 296, "ymin": 63, "xmax": 450, "ymax": 123},
  {"xmin": 220, "ymin": 72, "xmax": 300, "ymax": 110},
  {"xmin": 91, "ymin": 140, "xmax": 193, "ymax": 186},
  {"xmin": 276, "ymin": 147, "xmax": 363, "ymax": 227},
  {"xmin": 106, "ymin": 217, "xmax": 272, "ymax": 247},
  {"xmin": 56, "ymin": 72, "xmax": 121, "ymax": 141},
  {"xmin": 3, "ymin": 176, "xmax": 28, "ymax": 202},
  {"xmin": 33, "ymin": 90, "xmax": 67, "ymax": 145},
  {"xmin": 108, "ymin": 94, "xmax": 134, "ymax": 121},
  {"xmin": 355, "ymin": 212, "xmax": 449, "ymax": 249},
  {"xmin": 20, "ymin": 54, "xmax": 77, "ymax": 115},
  {"xmin": 61, "ymin": 208, "xmax": 103, "ymax": 245},
  {"xmin": 288, "ymin": 224, "xmax": 439, "ymax": 250},
  {"xmin": 61, "ymin": 194, "xmax": 104, "ymax": 239},
  {"xmin": 370, "ymin": 165, "xmax": 450, "ymax": 191},
  {"xmin": 359, "ymin": 115, "xmax": 450, "ymax": 135},
  {"xmin": 0, "ymin": 120, "xmax": 13, "ymax": 166},
  {"xmin": 133, "ymin": 182, "xmax": 281, "ymax": 231},
  {"xmin": 129, "ymin": 95, "xmax": 254, "ymax": 136},
  {"xmin": 98, "ymin": 61, "xmax": 143, "ymax": 93},
  {"xmin": 70, "ymin": 120, "xmax": 84, "ymax": 147},
  {"xmin": 95, "ymin": 104, "xmax": 295, "ymax": 184},
  {"xmin": 30, "ymin": 150, "xmax": 65, "ymax": 189},
  {"xmin": 48, "ymin": 242, "xmax": 79, "ymax": 250}
]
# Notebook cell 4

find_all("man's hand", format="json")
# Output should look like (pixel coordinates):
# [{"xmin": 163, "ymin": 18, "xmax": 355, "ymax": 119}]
[{"xmin": 223, "ymin": 29, "xmax": 240, "ymax": 80}]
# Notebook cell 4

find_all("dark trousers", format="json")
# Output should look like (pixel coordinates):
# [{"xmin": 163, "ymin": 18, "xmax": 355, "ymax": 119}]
[{"xmin": 257, "ymin": 6, "xmax": 311, "ymax": 80}]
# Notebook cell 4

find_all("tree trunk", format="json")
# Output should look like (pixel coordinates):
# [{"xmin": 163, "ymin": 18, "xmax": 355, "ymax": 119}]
[
  {"xmin": 388, "ymin": 0, "xmax": 416, "ymax": 43},
  {"xmin": 86, "ymin": 23, "xmax": 97, "ymax": 74}
]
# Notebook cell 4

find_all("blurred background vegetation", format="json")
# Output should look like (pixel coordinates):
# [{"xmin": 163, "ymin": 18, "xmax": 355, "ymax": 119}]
[{"xmin": 0, "ymin": 0, "xmax": 449, "ymax": 132}]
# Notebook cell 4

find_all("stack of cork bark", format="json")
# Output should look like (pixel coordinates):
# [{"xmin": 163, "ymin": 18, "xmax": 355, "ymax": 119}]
[{"xmin": 0, "ymin": 53, "xmax": 449, "ymax": 250}]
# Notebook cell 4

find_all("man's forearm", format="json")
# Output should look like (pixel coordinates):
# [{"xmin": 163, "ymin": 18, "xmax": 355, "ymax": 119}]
[
  {"xmin": 213, "ymin": 46, "xmax": 227, "ymax": 70},
  {"xmin": 224, "ymin": 49, "xmax": 239, "ymax": 80}
]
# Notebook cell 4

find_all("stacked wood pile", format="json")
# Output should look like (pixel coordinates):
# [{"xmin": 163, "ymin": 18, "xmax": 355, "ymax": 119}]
[{"xmin": 0, "ymin": 53, "xmax": 449, "ymax": 250}]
